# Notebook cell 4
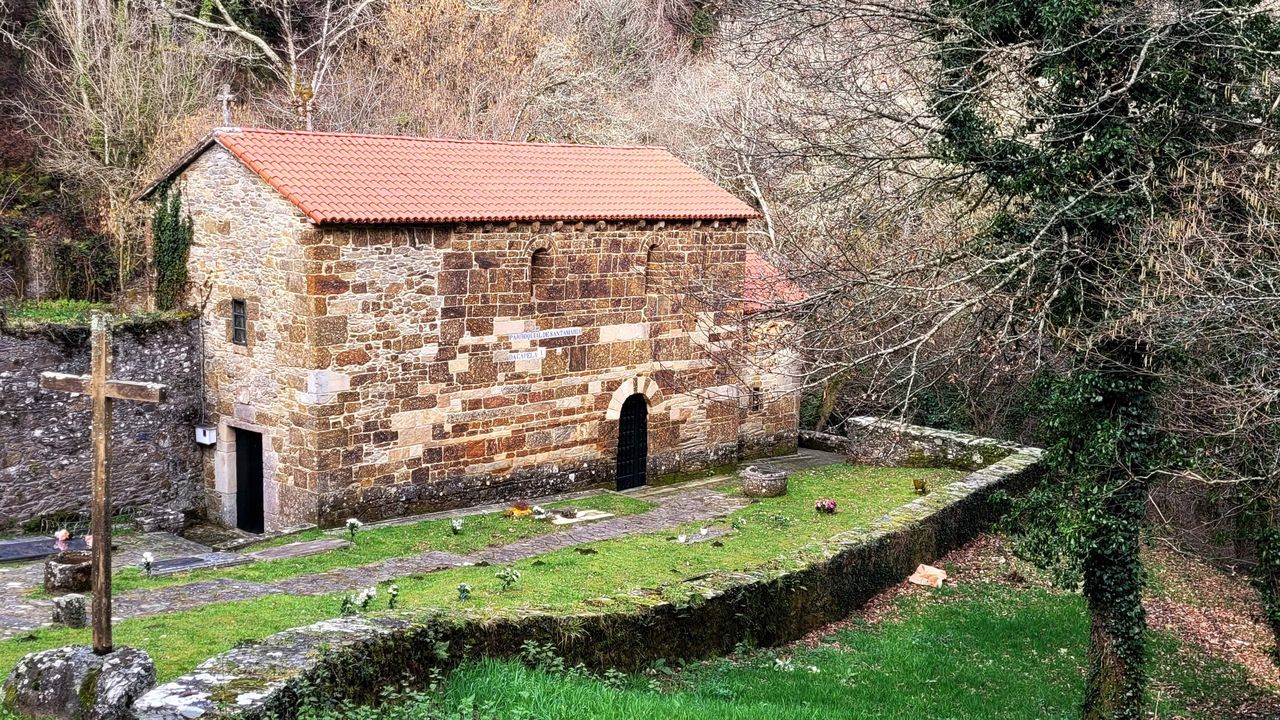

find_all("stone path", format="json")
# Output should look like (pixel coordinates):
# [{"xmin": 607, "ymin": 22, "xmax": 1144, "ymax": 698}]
[
  {"xmin": 0, "ymin": 532, "xmax": 217, "ymax": 639},
  {"xmin": 0, "ymin": 488, "xmax": 747, "ymax": 637},
  {"xmin": 247, "ymin": 538, "xmax": 352, "ymax": 561}
]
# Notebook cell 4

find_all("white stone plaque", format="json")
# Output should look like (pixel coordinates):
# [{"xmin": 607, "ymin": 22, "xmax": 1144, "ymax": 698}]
[
  {"xmin": 503, "ymin": 348, "xmax": 547, "ymax": 362},
  {"xmin": 508, "ymin": 327, "xmax": 582, "ymax": 341}
]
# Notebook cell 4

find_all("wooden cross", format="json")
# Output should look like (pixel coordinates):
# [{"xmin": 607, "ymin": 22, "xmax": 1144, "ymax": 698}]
[{"xmin": 40, "ymin": 313, "xmax": 167, "ymax": 655}]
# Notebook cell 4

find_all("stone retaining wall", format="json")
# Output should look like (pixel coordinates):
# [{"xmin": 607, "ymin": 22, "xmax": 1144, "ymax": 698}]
[
  {"xmin": 801, "ymin": 416, "xmax": 1028, "ymax": 471},
  {"xmin": 133, "ymin": 442, "xmax": 1042, "ymax": 720},
  {"xmin": 0, "ymin": 316, "xmax": 204, "ymax": 532}
]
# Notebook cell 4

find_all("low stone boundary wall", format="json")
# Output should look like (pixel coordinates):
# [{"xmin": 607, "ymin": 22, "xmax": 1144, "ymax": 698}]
[
  {"xmin": 0, "ymin": 315, "xmax": 203, "ymax": 532},
  {"xmin": 802, "ymin": 416, "xmax": 1030, "ymax": 471},
  {"xmin": 134, "ymin": 440, "xmax": 1042, "ymax": 720}
]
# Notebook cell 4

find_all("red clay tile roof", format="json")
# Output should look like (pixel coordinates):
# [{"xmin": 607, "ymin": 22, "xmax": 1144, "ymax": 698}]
[
  {"xmin": 144, "ymin": 128, "xmax": 760, "ymax": 225},
  {"xmin": 744, "ymin": 249, "xmax": 807, "ymax": 313}
]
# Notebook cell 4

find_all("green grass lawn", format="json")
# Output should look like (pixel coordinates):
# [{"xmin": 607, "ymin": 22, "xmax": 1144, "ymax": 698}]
[
  {"xmin": 111, "ymin": 493, "xmax": 652, "ymax": 593},
  {"xmin": 0, "ymin": 465, "xmax": 944, "ymax": 683},
  {"xmin": 307, "ymin": 584, "xmax": 1264, "ymax": 720},
  {"xmin": 1, "ymin": 299, "xmax": 109, "ymax": 326},
  {"xmin": 0, "ymin": 300, "xmax": 193, "ymax": 329}
]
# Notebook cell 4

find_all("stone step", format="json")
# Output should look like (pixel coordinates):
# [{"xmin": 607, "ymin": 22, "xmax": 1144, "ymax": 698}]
[
  {"xmin": 626, "ymin": 474, "xmax": 734, "ymax": 500},
  {"xmin": 150, "ymin": 552, "xmax": 254, "ymax": 576},
  {"xmin": 246, "ymin": 538, "xmax": 352, "ymax": 562}
]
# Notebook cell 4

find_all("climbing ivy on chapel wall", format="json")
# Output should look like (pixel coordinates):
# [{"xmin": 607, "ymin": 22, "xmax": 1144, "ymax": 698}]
[{"xmin": 152, "ymin": 184, "xmax": 194, "ymax": 311}]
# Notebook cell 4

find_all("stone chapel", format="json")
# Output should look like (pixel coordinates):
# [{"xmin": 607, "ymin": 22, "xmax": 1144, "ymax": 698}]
[{"xmin": 142, "ymin": 128, "xmax": 802, "ymax": 532}]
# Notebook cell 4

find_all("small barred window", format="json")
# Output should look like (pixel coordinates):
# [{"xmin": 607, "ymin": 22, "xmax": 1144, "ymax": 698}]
[{"xmin": 231, "ymin": 299, "xmax": 248, "ymax": 345}]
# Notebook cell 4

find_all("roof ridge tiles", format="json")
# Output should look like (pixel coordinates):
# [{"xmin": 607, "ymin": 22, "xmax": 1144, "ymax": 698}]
[{"xmin": 211, "ymin": 126, "xmax": 663, "ymax": 152}]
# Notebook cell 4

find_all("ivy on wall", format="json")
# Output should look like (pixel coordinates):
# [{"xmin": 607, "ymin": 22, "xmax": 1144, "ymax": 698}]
[{"xmin": 152, "ymin": 184, "xmax": 193, "ymax": 311}]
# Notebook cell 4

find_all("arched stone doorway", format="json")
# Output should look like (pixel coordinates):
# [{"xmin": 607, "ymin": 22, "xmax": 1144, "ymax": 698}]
[{"xmin": 616, "ymin": 394, "xmax": 648, "ymax": 490}]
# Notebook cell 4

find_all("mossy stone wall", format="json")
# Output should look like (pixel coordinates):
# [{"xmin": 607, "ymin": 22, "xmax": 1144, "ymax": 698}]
[{"xmin": 133, "ymin": 445, "xmax": 1041, "ymax": 720}]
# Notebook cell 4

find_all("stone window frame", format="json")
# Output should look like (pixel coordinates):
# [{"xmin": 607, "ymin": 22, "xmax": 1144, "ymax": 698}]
[
  {"xmin": 223, "ymin": 294, "xmax": 255, "ymax": 354},
  {"xmin": 231, "ymin": 298, "xmax": 248, "ymax": 346},
  {"xmin": 527, "ymin": 237, "xmax": 555, "ymax": 305},
  {"xmin": 643, "ymin": 243, "xmax": 659, "ymax": 292},
  {"xmin": 642, "ymin": 239, "xmax": 666, "ymax": 319}
]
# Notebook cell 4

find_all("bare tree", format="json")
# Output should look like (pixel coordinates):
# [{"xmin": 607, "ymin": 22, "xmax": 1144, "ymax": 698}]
[
  {"xmin": 2, "ymin": 0, "xmax": 223, "ymax": 294},
  {"xmin": 164, "ymin": 0, "xmax": 378, "ymax": 130},
  {"xmin": 714, "ymin": 3, "xmax": 1280, "ymax": 717}
]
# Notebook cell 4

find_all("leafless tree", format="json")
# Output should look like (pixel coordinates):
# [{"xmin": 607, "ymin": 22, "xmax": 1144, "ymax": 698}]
[
  {"xmin": 164, "ymin": 0, "xmax": 378, "ymax": 130},
  {"xmin": 1, "ymin": 0, "xmax": 224, "ymax": 293}
]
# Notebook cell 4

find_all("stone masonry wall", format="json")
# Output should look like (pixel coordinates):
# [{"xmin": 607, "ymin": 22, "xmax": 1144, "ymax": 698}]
[
  {"xmin": 301, "ymin": 218, "xmax": 796, "ymax": 525},
  {"xmin": 181, "ymin": 147, "xmax": 318, "ymax": 530},
  {"xmin": 177, "ymin": 146, "xmax": 799, "ymax": 530},
  {"xmin": 0, "ymin": 318, "xmax": 203, "ymax": 532},
  {"xmin": 800, "ymin": 416, "xmax": 1025, "ymax": 471}
]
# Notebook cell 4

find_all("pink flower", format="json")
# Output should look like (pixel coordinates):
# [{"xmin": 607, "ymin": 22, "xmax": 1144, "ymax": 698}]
[
  {"xmin": 815, "ymin": 498, "xmax": 838, "ymax": 515},
  {"xmin": 53, "ymin": 529, "xmax": 70, "ymax": 551},
  {"xmin": 84, "ymin": 534, "xmax": 93, "ymax": 549}
]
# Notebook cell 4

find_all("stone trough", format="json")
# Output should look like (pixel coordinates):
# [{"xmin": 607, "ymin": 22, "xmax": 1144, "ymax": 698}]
[{"xmin": 129, "ymin": 426, "xmax": 1043, "ymax": 720}]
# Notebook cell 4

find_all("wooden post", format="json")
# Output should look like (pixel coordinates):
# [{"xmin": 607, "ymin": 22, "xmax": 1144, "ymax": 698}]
[
  {"xmin": 88, "ymin": 313, "xmax": 113, "ymax": 655},
  {"xmin": 38, "ymin": 312, "xmax": 167, "ymax": 656}
]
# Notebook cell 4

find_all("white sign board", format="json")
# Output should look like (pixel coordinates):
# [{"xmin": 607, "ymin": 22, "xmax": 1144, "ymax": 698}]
[{"xmin": 508, "ymin": 327, "xmax": 583, "ymax": 342}]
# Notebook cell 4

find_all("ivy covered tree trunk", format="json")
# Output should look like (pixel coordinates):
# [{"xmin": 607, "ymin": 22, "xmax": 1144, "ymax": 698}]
[
  {"xmin": 1080, "ymin": 451, "xmax": 1150, "ymax": 719},
  {"xmin": 1253, "ymin": 525, "xmax": 1280, "ymax": 662},
  {"xmin": 921, "ymin": 1, "xmax": 1280, "ymax": 715},
  {"xmin": 1039, "ymin": 359, "xmax": 1159, "ymax": 720}
]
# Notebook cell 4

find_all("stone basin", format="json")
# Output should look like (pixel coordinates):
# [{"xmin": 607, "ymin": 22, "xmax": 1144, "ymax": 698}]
[{"xmin": 44, "ymin": 551, "xmax": 93, "ymax": 593}]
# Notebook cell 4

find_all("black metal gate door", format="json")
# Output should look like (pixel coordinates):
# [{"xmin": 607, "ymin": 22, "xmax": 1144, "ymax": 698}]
[
  {"xmin": 234, "ymin": 427, "xmax": 265, "ymax": 534},
  {"xmin": 616, "ymin": 394, "xmax": 648, "ymax": 490}
]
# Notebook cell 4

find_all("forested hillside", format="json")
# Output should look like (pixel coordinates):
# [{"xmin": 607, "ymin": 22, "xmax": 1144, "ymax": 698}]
[{"xmin": 0, "ymin": 0, "xmax": 758, "ymax": 301}]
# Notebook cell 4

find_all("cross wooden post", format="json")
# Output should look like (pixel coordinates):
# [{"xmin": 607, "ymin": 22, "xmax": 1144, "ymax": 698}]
[{"xmin": 40, "ymin": 313, "xmax": 167, "ymax": 655}]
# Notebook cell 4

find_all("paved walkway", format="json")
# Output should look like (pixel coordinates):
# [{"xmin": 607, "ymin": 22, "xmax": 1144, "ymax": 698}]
[
  {"xmin": 0, "ymin": 532, "xmax": 216, "ymax": 640},
  {"xmin": 0, "ymin": 488, "xmax": 746, "ymax": 637}
]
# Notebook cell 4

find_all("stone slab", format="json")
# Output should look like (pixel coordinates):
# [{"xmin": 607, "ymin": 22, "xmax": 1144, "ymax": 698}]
[
  {"xmin": 549, "ymin": 510, "xmax": 614, "ymax": 526},
  {"xmin": 246, "ymin": 538, "xmax": 352, "ymax": 561},
  {"xmin": 0, "ymin": 537, "xmax": 89, "ymax": 563},
  {"xmin": 150, "ymin": 552, "xmax": 253, "ymax": 577}
]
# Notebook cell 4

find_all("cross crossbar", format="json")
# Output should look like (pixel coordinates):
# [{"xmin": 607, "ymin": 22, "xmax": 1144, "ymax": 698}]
[{"xmin": 40, "ymin": 372, "xmax": 167, "ymax": 403}]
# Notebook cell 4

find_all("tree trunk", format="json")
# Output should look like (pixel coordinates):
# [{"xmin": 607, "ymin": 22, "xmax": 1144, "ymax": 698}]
[
  {"xmin": 814, "ymin": 373, "xmax": 848, "ymax": 433},
  {"xmin": 1080, "ymin": 470, "xmax": 1148, "ymax": 720},
  {"xmin": 1251, "ymin": 525, "xmax": 1280, "ymax": 664},
  {"xmin": 1082, "ymin": 573, "xmax": 1143, "ymax": 719}
]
